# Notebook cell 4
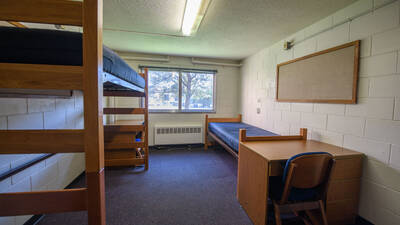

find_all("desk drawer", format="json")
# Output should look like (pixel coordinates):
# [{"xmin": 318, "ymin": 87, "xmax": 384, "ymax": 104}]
[
  {"xmin": 327, "ymin": 178, "xmax": 361, "ymax": 201},
  {"xmin": 327, "ymin": 198, "xmax": 358, "ymax": 225},
  {"xmin": 332, "ymin": 156, "xmax": 363, "ymax": 180}
]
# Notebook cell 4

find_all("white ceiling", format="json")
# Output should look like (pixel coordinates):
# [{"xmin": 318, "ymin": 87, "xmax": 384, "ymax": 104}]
[{"xmin": 103, "ymin": 0, "xmax": 357, "ymax": 60}]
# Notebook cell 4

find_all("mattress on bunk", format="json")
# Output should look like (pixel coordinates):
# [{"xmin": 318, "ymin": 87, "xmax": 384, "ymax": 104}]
[
  {"xmin": 208, "ymin": 122, "xmax": 278, "ymax": 152},
  {"xmin": 0, "ymin": 27, "xmax": 145, "ymax": 89}
]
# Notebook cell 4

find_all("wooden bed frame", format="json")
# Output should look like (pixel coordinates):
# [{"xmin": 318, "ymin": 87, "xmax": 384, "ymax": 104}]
[
  {"xmin": 204, "ymin": 114, "xmax": 308, "ymax": 158},
  {"xmin": 205, "ymin": 114, "xmax": 242, "ymax": 158},
  {"xmin": 0, "ymin": 1, "xmax": 106, "ymax": 224},
  {"xmin": 103, "ymin": 71, "xmax": 149, "ymax": 170}
]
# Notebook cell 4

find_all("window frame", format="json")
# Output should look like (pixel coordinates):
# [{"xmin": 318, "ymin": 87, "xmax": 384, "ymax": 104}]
[{"xmin": 143, "ymin": 66, "xmax": 217, "ymax": 113}]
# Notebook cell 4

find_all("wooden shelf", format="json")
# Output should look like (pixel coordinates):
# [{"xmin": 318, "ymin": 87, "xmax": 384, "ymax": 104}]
[
  {"xmin": 105, "ymin": 142, "xmax": 145, "ymax": 150},
  {"xmin": 105, "ymin": 158, "xmax": 145, "ymax": 167},
  {"xmin": 103, "ymin": 108, "xmax": 146, "ymax": 115}
]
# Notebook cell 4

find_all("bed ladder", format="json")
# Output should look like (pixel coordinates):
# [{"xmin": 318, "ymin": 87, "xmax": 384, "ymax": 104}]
[
  {"xmin": 0, "ymin": 0, "xmax": 106, "ymax": 224},
  {"xmin": 103, "ymin": 69, "xmax": 149, "ymax": 170}
]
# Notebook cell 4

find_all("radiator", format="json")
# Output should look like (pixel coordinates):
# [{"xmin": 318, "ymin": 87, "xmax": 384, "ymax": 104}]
[{"xmin": 154, "ymin": 123, "xmax": 202, "ymax": 145}]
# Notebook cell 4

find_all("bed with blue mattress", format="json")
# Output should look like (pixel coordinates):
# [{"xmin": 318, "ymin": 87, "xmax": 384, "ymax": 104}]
[
  {"xmin": 205, "ymin": 114, "xmax": 278, "ymax": 157},
  {"xmin": 208, "ymin": 122, "xmax": 278, "ymax": 152},
  {"xmin": 0, "ymin": 27, "xmax": 145, "ymax": 93}
]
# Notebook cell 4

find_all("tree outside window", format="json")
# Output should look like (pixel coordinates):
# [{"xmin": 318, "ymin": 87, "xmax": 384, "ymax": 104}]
[{"xmin": 147, "ymin": 68, "xmax": 215, "ymax": 112}]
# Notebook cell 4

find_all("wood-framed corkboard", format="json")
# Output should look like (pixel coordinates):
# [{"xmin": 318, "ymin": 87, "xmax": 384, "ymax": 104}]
[{"xmin": 276, "ymin": 40, "xmax": 360, "ymax": 104}]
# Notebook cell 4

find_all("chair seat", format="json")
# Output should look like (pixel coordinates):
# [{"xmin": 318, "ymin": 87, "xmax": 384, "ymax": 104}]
[{"xmin": 269, "ymin": 176, "xmax": 319, "ymax": 202}]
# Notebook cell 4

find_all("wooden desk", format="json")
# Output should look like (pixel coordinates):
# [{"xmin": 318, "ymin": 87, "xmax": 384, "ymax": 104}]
[{"xmin": 237, "ymin": 140, "xmax": 363, "ymax": 225}]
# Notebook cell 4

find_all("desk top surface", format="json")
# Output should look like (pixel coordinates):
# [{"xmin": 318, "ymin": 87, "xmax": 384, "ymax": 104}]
[{"xmin": 240, "ymin": 140, "xmax": 362, "ymax": 161}]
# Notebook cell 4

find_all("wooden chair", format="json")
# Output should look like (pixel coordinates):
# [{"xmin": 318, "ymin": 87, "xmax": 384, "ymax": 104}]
[{"xmin": 269, "ymin": 152, "xmax": 335, "ymax": 225}]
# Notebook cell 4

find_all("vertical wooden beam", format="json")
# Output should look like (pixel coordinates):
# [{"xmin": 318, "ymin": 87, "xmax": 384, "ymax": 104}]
[
  {"xmin": 86, "ymin": 169, "xmax": 105, "ymax": 224},
  {"xmin": 204, "ymin": 114, "xmax": 208, "ymax": 150},
  {"xmin": 239, "ymin": 129, "xmax": 247, "ymax": 142},
  {"xmin": 238, "ymin": 114, "xmax": 242, "ymax": 122},
  {"xmin": 82, "ymin": 0, "xmax": 105, "ymax": 225},
  {"xmin": 144, "ymin": 68, "xmax": 149, "ymax": 170},
  {"xmin": 300, "ymin": 128, "xmax": 308, "ymax": 140}
]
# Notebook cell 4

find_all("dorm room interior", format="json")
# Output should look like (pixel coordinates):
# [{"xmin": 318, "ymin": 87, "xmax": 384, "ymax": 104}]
[{"xmin": 0, "ymin": 0, "xmax": 399, "ymax": 225}]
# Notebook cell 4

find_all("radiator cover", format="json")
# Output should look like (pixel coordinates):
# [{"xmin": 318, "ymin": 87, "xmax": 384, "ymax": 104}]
[{"xmin": 154, "ymin": 123, "xmax": 202, "ymax": 145}]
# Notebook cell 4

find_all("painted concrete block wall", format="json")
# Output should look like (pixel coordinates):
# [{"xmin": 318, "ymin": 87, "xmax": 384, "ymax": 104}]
[
  {"xmin": 0, "ymin": 91, "xmax": 85, "ymax": 225},
  {"xmin": 105, "ymin": 55, "xmax": 241, "ymax": 146},
  {"xmin": 240, "ymin": 0, "xmax": 400, "ymax": 224}
]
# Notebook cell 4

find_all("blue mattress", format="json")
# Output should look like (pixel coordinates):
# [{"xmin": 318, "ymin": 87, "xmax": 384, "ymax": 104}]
[
  {"xmin": 208, "ymin": 122, "xmax": 278, "ymax": 152},
  {"xmin": 0, "ymin": 27, "xmax": 145, "ymax": 89}
]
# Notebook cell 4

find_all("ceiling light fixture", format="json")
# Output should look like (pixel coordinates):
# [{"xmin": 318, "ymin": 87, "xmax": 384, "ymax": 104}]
[{"xmin": 181, "ymin": 0, "xmax": 211, "ymax": 36}]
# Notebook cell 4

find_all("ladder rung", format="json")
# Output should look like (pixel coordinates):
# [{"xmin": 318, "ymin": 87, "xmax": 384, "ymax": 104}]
[
  {"xmin": 0, "ymin": 0, "xmax": 83, "ymax": 26},
  {"xmin": 105, "ymin": 142, "xmax": 145, "ymax": 150},
  {"xmin": 0, "ymin": 63, "xmax": 83, "ymax": 90},
  {"xmin": 0, "ymin": 130, "xmax": 84, "ymax": 154},
  {"xmin": 104, "ymin": 125, "xmax": 144, "ymax": 133},
  {"xmin": 105, "ymin": 158, "xmax": 145, "ymax": 167},
  {"xmin": 103, "ymin": 108, "xmax": 146, "ymax": 115},
  {"xmin": 0, "ymin": 188, "xmax": 87, "ymax": 216}
]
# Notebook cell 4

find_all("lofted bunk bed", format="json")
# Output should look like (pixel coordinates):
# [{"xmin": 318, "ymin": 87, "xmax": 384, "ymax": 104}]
[
  {"xmin": 103, "ymin": 69, "xmax": 149, "ymax": 170},
  {"xmin": 0, "ymin": 26, "xmax": 150, "ymax": 170},
  {"xmin": 0, "ymin": 0, "xmax": 148, "ymax": 223}
]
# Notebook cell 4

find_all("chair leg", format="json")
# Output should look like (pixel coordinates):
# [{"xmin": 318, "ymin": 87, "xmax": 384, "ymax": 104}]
[
  {"xmin": 318, "ymin": 200, "xmax": 329, "ymax": 225},
  {"xmin": 294, "ymin": 211, "xmax": 313, "ymax": 225},
  {"xmin": 305, "ymin": 210, "xmax": 322, "ymax": 225},
  {"xmin": 273, "ymin": 201, "xmax": 282, "ymax": 225}
]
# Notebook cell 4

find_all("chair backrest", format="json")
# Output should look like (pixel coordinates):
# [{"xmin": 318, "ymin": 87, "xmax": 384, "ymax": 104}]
[{"xmin": 283, "ymin": 152, "xmax": 334, "ymax": 189}]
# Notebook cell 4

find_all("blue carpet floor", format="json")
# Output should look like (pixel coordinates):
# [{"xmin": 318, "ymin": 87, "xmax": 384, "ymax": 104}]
[
  {"xmin": 36, "ymin": 146, "xmax": 372, "ymax": 225},
  {"xmin": 37, "ymin": 146, "xmax": 254, "ymax": 225}
]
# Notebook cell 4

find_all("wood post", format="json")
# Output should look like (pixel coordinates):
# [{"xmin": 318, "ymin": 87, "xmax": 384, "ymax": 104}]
[
  {"xmin": 204, "ymin": 114, "xmax": 208, "ymax": 150},
  {"xmin": 144, "ymin": 68, "xmax": 149, "ymax": 170},
  {"xmin": 83, "ymin": 0, "xmax": 106, "ymax": 224},
  {"xmin": 239, "ymin": 129, "xmax": 247, "ymax": 142},
  {"xmin": 300, "ymin": 128, "xmax": 308, "ymax": 140}
]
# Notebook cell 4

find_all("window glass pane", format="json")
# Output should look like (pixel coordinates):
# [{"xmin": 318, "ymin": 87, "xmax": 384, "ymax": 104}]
[
  {"xmin": 148, "ymin": 70, "xmax": 179, "ymax": 110},
  {"xmin": 181, "ymin": 72, "xmax": 214, "ymax": 111}
]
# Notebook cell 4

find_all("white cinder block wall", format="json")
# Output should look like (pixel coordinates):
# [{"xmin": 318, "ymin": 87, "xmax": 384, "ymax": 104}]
[
  {"xmin": 240, "ymin": 0, "xmax": 400, "ymax": 224},
  {"xmin": 0, "ymin": 91, "xmax": 85, "ymax": 225},
  {"xmin": 105, "ymin": 55, "xmax": 241, "ymax": 146}
]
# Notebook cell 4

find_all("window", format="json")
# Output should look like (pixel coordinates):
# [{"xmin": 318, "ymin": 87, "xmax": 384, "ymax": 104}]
[
  {"xmin": 147, "ymin": 67, "xmax": 216, "ymax": 112},
  {"xmin": 148, "ymin": 70, "xmax": 179, "ymax": 110}
]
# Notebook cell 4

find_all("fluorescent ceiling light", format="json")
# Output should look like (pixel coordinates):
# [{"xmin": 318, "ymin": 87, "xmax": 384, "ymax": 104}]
[{"xmin": 181, "ymin": 0, "xmax": 211, "ymax": 36}]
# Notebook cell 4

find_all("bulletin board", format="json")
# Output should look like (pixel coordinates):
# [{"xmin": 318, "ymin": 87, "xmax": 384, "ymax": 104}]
[{"xmin": 276, "ymin": 40, "xmax": 360, "ymax": 104}]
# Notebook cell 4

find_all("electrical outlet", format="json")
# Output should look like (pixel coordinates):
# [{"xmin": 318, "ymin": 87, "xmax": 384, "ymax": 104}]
[{"xmin": 257, "ymin": 108, "xmax": 261, "ymax": 114}]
